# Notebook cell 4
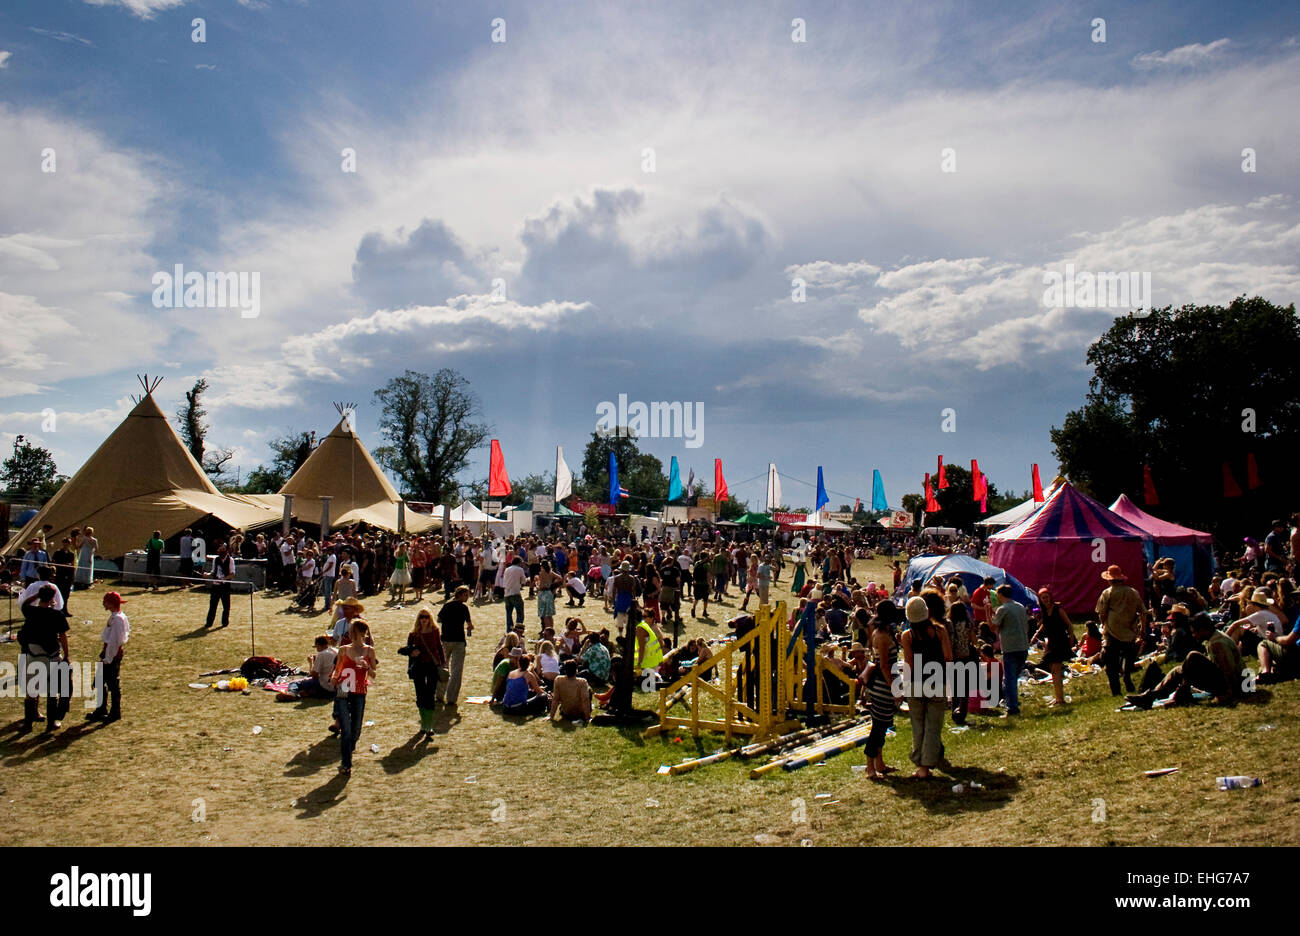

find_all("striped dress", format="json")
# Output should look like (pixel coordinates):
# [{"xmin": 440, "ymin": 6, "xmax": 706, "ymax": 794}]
[{"xmin": 868, "ymin": 636, "xmax": 898, "ymax": 727}]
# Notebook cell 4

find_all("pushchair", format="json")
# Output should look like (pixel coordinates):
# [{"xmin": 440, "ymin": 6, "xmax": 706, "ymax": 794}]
[{"xmin": 292, "ymin": 575, "xmax": 321, "ymax": 612}]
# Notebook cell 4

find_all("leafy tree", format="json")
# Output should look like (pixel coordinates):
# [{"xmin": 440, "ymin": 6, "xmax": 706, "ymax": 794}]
[
  {"xmin": 505, "ymin": 471, "xmax": 555, "ymax": 506},
  {"xmin": 578, "ymin": 428, "xmax": 666, "ymax": 506},
  {"xmin": 717, "ymin": 496, "xmax": 749, "ymax": 520},
  {"xmin": 2, "ymin": 438, "xmax": 64, "ymax": 501},
  {"xmin": 919, "ymin": 464, "xmax": 1014, "ymax": 530},
  {"xmin": 1051, "ymin": 297, "xmax": 1299, "ymax": 538},
  {"xmin": 241, "ymin": 431, "xmax": 316, "ymax": 493},
  {"xmin": 372, "ymin": 369, "xmax": 490, "ymax": 502},
  {"xmin": 176, "ymin": 379, "xmax": 209, "ymax": 466}
]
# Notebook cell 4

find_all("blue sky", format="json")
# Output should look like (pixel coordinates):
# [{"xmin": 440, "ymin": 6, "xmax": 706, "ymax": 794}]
[{"xmin": 2, "ymin": 0, "xmax": 1299, "ymax": 509}]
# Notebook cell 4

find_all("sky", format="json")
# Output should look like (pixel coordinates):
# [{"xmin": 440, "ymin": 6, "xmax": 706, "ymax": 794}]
[{"xmin": 2, "ymin": 0, "xmax": 1299, "ymax": 511}]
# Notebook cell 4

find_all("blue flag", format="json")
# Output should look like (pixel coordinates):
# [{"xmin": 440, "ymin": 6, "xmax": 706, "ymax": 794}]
[
  {"xmin": 608, "ymin": 452, "xmax": 619, "ymax": 506},
  {"xmin": 668, "ymin": 456, "xmax": 683, "ymax": 501},
  {"xmin": 872, "ymin": 469, "xmax": 888, "ymax": 511},
  {"xmin": 815, "ymin": 466, "xmax": 829, "ymax": 513}
]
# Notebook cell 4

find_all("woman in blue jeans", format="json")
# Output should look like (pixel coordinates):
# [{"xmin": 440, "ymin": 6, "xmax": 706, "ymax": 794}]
[{"xmin": 332, "ymin": 619, "xmax": 378, "ymax": 775}]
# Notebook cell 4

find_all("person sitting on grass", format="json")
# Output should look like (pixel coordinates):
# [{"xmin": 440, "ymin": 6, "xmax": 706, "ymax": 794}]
[
  {"xmin": 1078, "ymin": 620, "xmax": 1103, "ymax": 664},
  {"xmin": 502, "ymin": 653, "xmax": 550, "ymax": 716},
  {"xmin": 560, "ymin": 617, "xmax": 588, "ymax": 657},
  {"xmin": 491, "ymin": 648, "xmax": 523, "ymax": 704},
  {"xmin": 285, "ymin": 635, "xmax": 337, "ymax": 699},
  {"xmin": 549, "ymin": 659, "xmax": 593, "ymax": 723},
  {"xmin": 534, "ymin": 639, "xmax": 562, "ymax": 686},
  {"xmin": 493, "ymin": 632, "xmax": 523, "ymax": 670},
  {"xmin": 1256, "ymin": 601, "xmax": 1300, "ymax": 685},
  {"xmin": 1126, "ymin": 613, "xmax": 1244, "ymax": 708},
  {"xmin": 577, "ymin": 629, "xmax": 612, "ymax": 687}
]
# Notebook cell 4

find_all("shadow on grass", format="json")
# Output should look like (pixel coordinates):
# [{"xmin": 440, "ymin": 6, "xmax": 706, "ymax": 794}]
[
  {"xmin": 284, "ymin": 735, "xmax": 341, "ymax": 778},
  {"xmin": 293, "ymin": 772, "xmax": 349, "ymax": 818},
  {"xmin": 1, "ymin": 718, "xmax": 103, "ymax": 765},
  {"xmin": 379, "ymin": 732, "xmax": 441, "ymax": 774},
  {"xmin": 881, "ymin": 763, "xmax": 1020, "ymax": 814},
  {"xmin": 174, "ymin": 623, "xmax": 218, "ymax": 642}
]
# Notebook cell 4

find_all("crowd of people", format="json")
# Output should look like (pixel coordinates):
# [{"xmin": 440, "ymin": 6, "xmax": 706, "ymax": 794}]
[{"xmin": 6, "ymin": 510, "xmax": 1298, "ymax": 780}]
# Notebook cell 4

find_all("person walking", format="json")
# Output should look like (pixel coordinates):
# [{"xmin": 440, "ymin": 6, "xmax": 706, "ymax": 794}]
[
  {"xmin": 87, "ymin": 591, "xmax": 130, "ymax": 724},
  {"xmin": 331, "ymin": 618, "xmax": 378, "ymax": 775},
  {"xmin": 204, "ymin": 542, "xmax": 236, "ymax": 628},
  {"xmin": 436, "ymin": 585, "xmax": 473, "ymax": 705},
  {"xmin": 145, "ymin": 530, "xmax": 164, "ymax": 590},
  {"xmin": 404, "ymin": 607, "xmax": 446, "ymax": 737},
  {"xmin": 1095, "ymin": 565, "xmax": 1146, "ymax": 696},
  {"xmin": 990, "ymin": 584, "xmax": 1030, "ymax": 716},
  {"xmin": 1032, "ymin": 587, "xmax": 1076, "ymax": 706},
  {"xmin": 75, "ymin": 526, "xmax": 98, "ymax": 589},
  {"xmin": 900, "ymin": 595, "xmax": 951, "ymax": 779}
]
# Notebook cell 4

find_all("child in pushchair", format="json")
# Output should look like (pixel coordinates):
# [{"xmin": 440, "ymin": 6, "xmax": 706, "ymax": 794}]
[{"xmin": 292, "ymin": 574, "xmax": 321, "ymax": 612}]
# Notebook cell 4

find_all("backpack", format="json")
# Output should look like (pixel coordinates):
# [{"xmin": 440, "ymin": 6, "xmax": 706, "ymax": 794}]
[{"xmin": 240, "ymin": 655, "xmax": 284, "ymax": 681}]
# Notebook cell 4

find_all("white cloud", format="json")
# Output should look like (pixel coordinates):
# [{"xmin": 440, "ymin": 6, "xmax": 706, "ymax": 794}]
[
  {"xmin": 784, "ymin": 260, "xmax": 882, "ymax": 290},
  {"xmin": 1132, "ymin": 39, "xmax": 1231, "ymax": 70},
  {"xmin": 81, "ymin": 0, "xmax": 187, "ymax": 19},
  {"xmin": 0, "ymin": 51, "xmax": 12, "ymax": 69},
  {"xmin": 27, "ymin": 28, "xmax": 93, "ymax": 46},
  {"xmin": 856, "ymin": 197, "xmax": 1300, "ymax": 370}
]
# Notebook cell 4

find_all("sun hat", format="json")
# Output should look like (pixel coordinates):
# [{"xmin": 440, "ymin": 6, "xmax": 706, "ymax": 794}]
[
  {"xmin": 1100, "ymin": 565, "xmax": 1127, "ymax": 581},
  {"xmin": 905, "ymin": 596, "xmax": 930, "ymax": 624},
  {"xmin": 1249, "ymin": 588, "xmax": 1275, "ymax": 606},
  {"xmin": 337, "ymin": 596, "xmax": 365, "ymax": 612}
]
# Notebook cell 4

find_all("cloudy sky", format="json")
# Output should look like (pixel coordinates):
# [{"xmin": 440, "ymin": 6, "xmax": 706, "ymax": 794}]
[{"xmin": 2, "ymin": 0, "xmax": 1299, "ymax": 510}]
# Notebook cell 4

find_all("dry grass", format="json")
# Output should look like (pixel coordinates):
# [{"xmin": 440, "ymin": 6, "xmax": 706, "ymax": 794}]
[{"xmin": 2, "ymin": 556, "xmax": 1296, "ymax": 846}]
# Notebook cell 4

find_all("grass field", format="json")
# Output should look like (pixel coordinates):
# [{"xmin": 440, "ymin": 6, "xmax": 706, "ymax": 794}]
[{"xmin": 2, "ymin": 556, "xmax": 1295, "ymax": 847}]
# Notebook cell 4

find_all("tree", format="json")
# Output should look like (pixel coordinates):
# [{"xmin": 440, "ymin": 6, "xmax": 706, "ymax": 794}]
[
  {"xmin": 372, "ymin": 369, "xmax": 490, "ymax": 502},
  {"xmin": 503, "ymin": 471, "xmax": 555, "ymax": 506},
  {"xmin": 1051, "ymin": 297, "xmax": 1300, "ymax": 539},
  {"xmin": 717, "ymin": 496, "xmax": 749, "ymax": 520},
  {"xmin": 241, "ymin": 430, "xmax": 316, "ymax": 493},
  {"xmin": 917, "ymin": 464, "xmax": 1015, "ymax": 530},
  {"xmin": 176, "ymin": 379, "xmax": 209, "ymax": 466},
  {"xmin": 2, "ymin": 437, "xmax": 64, "ymax": 501},
  {"xmin": 578, "ymin": 428, "xmax": 666, "ymax": 507},
  {"xmin": 900, "ymin": 492, "xmax": 924, "ymax": 523},
  {"xmin": 175, "ymin": 378, "xmax": 236, "ymax": 486}
]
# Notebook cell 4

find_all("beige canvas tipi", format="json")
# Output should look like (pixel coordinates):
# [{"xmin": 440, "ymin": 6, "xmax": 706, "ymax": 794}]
[{"xmin": 3, "ymin": 391, "xmax": 279, "ymax": 559}]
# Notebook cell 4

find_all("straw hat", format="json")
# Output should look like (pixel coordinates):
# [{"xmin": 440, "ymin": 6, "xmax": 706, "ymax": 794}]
[
  {"xmin": 1249, "ymin": 588, "xmax": 1275, "ymax": 607},
  {"xmin": 1100, "ymin": 564, "xmax": 1127, "ymax": 581},
  {"xmin": 337, "ymin": 596, "xmax": 365, "ymax": 613}
]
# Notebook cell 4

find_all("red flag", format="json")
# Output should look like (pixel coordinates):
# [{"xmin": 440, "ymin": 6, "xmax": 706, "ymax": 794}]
[
  {"xmin": 971, "ymin": 460, "xmax": 985, "ymax": 500},
  {"xmin": 924, "ymin": 474, "xmax": 940, "ymax": 512},
  {"xmin": 1246, "ymin": 453, "xmax": 1262, "ymax": 490},
  {"xmin": 937, "ymin": 456, "xmax": 948, "ymax": 489},
  {"xmin": 488, "ymin": 440, "xmax": 511, "ymax": 497},
  {"xmin": 1223, "ymin": 462, "xmax": 1243, "ymax": 499},
  {"xmin": 854, "ymin": 497, "xmax": 861, "ymax": 514},
  {"xmin": 1032, "ymin": 463, "xmax": 1045, "ymax": 504},
  {"xmin": 714, "ymin": 458, "xmax": 729, "ymax": 503},
  {"xmin": 980, "ymin": 492, "xmax": 988, "ymax": 514},
  {"xmin": 1142, "ymin": 465, "xmax": 1158, "ymax": 506}
]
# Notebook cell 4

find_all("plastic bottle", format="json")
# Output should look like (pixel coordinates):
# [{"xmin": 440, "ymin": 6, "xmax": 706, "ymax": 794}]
[{"xmin": 1216, "ymin": 776, "xmax": 1261, "ymax": 790}]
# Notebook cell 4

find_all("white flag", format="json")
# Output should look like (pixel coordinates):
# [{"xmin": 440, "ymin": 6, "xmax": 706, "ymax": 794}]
[
  {"xmin": 555, "ymin": 445, "xmax": 573, "ymax": 501},
  {"xmin": 766, "ymin": 462, "xmax": 782, "ymax": 513}
]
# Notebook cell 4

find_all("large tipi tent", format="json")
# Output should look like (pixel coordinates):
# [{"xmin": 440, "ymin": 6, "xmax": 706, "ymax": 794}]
[
  {"xmin": 987, "ymin": 481, "xmax": 1149, "ymax": 614},
  {"xmin": 2, "ymin": 389, "xmax": 279, "ymax": 559},
  {"xmin": 1109, "ymin": 494, "xmax": 1215, "ymax": 589},
  {"xmin": 265, "ymin": 410, "xmax": 439, "ymax": 534}
]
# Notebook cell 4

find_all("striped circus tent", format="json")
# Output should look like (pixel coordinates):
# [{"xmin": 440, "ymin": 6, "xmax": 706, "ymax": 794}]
[{"xmin": 987, "ymin": 481, "xmax": 1148, "ymax": 614}]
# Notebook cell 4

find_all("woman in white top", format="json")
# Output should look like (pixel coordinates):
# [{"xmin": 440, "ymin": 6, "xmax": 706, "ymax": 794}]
[
  {"xmin": 75, "ymin": 526, "xmax": 98, "ymax": 588},
  {"xmin": 534, "ymin": 639, "xmax": 562, "ymax": 685}
]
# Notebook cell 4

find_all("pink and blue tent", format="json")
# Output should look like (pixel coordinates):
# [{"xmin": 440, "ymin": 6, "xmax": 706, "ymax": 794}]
[
  {"xmin": 987, "ymin": 482, "xmax": 1148, "ymax": 614},
  {"xmin": 1109, "ymin": 494, "xmax": 1215, "ymax": 589}
]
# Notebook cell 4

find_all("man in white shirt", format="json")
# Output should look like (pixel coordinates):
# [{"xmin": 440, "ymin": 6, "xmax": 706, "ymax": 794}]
[
  {"xmin": 320, "ymin": 550, "xmax": 338, "ymax": 611},
  {"xmin": 565, "ymin": 572, "xmax": 587, "ymax": 607},
  {"xmin": 204, "ymin": 543, "xmax": 237, "ymax": 628},
  {"xmin": 501, "ymin": 557, "xmax": 528, "ymax": 630},
  {"xmin": 279, "ymin": 536, "xmax": 297, "ymax": 591},
  {"xmin": 19, "ymin": 571, "xmax": 65, "ymax": 611},
  {"xmin": 1227, "ymin": 588, "xmax": 1284, "ymax": 653}
]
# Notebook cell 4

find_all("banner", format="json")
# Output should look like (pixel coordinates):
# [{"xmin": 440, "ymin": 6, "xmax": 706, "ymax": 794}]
[
  {"xmin": 488, "ymin": 439, "xmax": 511, "ymax": 497},
  {"xmin": 696, "ymin": 497, "xmax": 716, "ymax": 514},
  {"xmin": 532, "ymin": 494, "xmax": 555, "ymax": 513},
  {"xmin": 879, "ymin": 509, "xmax": 913, "ymax": 529},
  {"xmin": 826, "ymin": 511, "xmax": 854, "ymax": 522},
  {"xmin": 571, "ymin": 499, "xmax": 616, "ymax": 516},
  {"xmin": 773, "ymin": 511, "xmax": 808, "ymax": 526},
  {"xmin": 686, "ymin": 506, "xmax": 714, "ymax": 522}
]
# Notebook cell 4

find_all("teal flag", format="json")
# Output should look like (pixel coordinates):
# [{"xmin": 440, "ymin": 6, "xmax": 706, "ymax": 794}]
[
  {"xmin": 872, "ymin": 469, "xmax": 888, "ymax": 511},
  {"xmin": 668, "ymin": 456, "xmax": 683, "ymax": 501}
]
